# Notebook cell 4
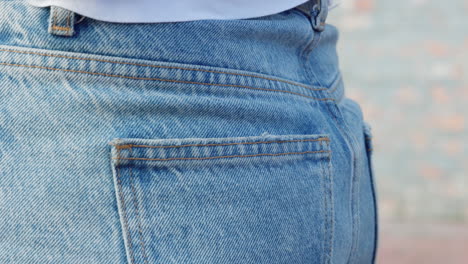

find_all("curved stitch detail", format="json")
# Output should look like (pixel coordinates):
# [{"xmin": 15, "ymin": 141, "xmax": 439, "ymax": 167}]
[
  {"xmin": 326, "ymin": 72, "xmax": 343, "ymax": 94},
  {"xmin": 0, "ymin": 48, "xmax": 327, "ymax": 91},
  {"xmin": 0, "ymin": 62, "xmax": 335, "ymax": 101}
]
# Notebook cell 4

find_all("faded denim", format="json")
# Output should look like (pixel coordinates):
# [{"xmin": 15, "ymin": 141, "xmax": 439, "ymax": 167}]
[{"xmin": 0, "ymin": 0, "xmax": 378, "ymax": 263}]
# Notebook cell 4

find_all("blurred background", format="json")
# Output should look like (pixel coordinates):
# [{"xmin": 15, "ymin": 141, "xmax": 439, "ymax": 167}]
[{"xmin": 327, "ymin": 0, "xmax": 467, "ymax": 263}]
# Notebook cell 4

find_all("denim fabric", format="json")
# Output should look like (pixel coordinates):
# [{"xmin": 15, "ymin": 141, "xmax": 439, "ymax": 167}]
[{"xmin": 0, "ymin": 0, "xmax": 377, "ymax": 263}]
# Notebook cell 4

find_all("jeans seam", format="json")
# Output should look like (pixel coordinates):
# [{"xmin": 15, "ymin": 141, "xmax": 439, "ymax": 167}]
[
  {"xmin": 364, "ymin": 129, "xmax": 378, "ymax": 263},
  {"xmin": 302, "ymin": 29, "xmax": 326, "ymax": 89},
  {"xmin": 116, "ymin": 148, "xmax": 136, "ymax": 264},
  {"xmin": 325, "ymin": 140, "xmax": 334, "ymax": 264},
  {"xmin": 348, "ymin": 156, "xmax": 361, "ymax": 264},
  {"xmin": 320, "ymin": 151, "xmax": 327, "ymax": 264},
  {"xmin": 0, "ymin": 62, "xmax": 335, "ymax": 102},
  {"xmin": 0, "ymin": 48, "xmax": 327, "ymax": 91},
  {"xmin": 129, "ymin": 148, "xmax": 150, "ymax": 264},
  {"xmin": 112, "ymin": 150, "xmax": 331, "ymax": 162},
  {"xmin": 320, "ymin": 143, "xmax": 333, "ymax": 264},
  {"xmin": 326, "ymin": 72, "xmax": 344, "ymax": 94},
  {"xmin": 318, "ymin": 99, "xmax": 357, "ymax": 263},
  {"xmin": 111, "ymin": 137, "xmax": 330, "ymax": 150}
]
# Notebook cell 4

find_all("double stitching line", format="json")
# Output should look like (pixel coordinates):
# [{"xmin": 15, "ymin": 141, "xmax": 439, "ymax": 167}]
[
  {"xmin": 0, "ymin": 61, "xmax": 335, "ymax": 101},
  {"xmin": 114, "ymin": 139, "xmax": 329, "ymax": 261},
  {"xmin": 321, "ymin": 139, "xmax": 333, "ymax": 264},
  {"xmin": 112, "ymin": 138, "xmax": 330, "ymax": 160},
  {"xmin": 116, "ymin": 148, "xmax": 137, "ymax": 264},
  {"xmin": 128, "ymin": 148, "xmax": 150, "ymax": 264},
  {"xmin": 112, "ymin": 150, "xmax": 331, "ymax": 162},
  {"xmin": 0, "ymin": 48, "xmax": 326, "ymax": 92},
  {"xmin": 112, "ymin": 137, "xmax": 330, "ymax": 150},
  {"xmin": 0, "ymin": 48, "xmax": 336, "ymax": 100}
]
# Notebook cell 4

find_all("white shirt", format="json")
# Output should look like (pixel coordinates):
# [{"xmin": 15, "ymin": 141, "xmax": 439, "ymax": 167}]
[{"xmin": 27, "ymin": 0, "xmax": 339, "ymax": 23}]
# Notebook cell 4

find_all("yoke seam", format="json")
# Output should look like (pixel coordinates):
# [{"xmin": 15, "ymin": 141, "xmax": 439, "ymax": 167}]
[
  {"xmin": 0, "ymin": 48, "xmax": 327, "ymax": 91},
  {"xmin": 0, "ymin": 62, "xmax": 335, "ymax": 101}
]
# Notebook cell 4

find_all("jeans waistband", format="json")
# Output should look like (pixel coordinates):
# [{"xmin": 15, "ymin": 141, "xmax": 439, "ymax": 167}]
[{"xmin": 0, "ymin": 0, "xmax": 343, "ymax": 104}]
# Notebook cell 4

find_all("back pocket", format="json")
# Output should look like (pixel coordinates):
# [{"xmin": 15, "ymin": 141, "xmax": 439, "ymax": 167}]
[{"xmin": 108, "ymin": 134, "xmax": 333, "ymax": 264}]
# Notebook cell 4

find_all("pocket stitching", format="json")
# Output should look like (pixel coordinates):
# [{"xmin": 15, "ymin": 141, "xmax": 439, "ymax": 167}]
[
  {"xmin": 128, "ymin": 148, "xmax": 150, "ymax": 264},
  {"xmin": 111, "ymin": 134, "xmax": 333, "ymax": 262},
  {"xmin": 112, "ymin": 137, "xmax": 330, "ymax": 150},
  {"xmin": 116, "ymin": 147, "xmax": 137, "ymax": 264},
  {"xmin": 112, "ymin": 136, "xmax": 331, "ymax": 162},
  {"xmin": 112, "ymin": 150, "xmax": 331, "ymax": 162},
  {"xmin": 321, "ymin": 140, "xmax": 333, "ymax": 264}
]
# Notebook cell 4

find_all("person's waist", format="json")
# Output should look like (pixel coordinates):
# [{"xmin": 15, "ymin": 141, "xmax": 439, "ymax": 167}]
[{"xmin": 0, "ymin": 0, "xmax": 343, "ymax": 104}]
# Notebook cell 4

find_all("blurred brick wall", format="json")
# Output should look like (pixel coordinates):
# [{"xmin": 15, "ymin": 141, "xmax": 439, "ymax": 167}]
[
  {"xmin": 328, "ymin": 0, "xmax": 467, "ymax": 224},
  {"xmin": 327, "ymin": 1, "xmax": 467, "ymax": 262}
]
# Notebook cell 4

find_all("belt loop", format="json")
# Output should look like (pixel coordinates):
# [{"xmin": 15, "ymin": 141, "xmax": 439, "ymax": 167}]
[
  {"xmin": 297, "ymin": 0, "xmax": 329, "ymax": 32},
  {"xmin": 48, "ymin": 6, "xmax": 75, "ymax": 37},
  {"xmin": 311, "ymin": 0, "xmax": 328, "ymax": 32}
]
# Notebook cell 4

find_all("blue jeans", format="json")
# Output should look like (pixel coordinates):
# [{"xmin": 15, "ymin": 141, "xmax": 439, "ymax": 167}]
[{"xmin": 0, "ymin": 0, "xmax": 378, "ymax": 263}]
